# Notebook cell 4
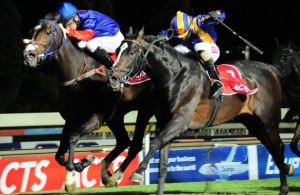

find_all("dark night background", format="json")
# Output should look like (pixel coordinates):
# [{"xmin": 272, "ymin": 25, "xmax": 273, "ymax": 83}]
[{"xmin": 0, "ymin": 0, "xmax": 298, "ymax": 113}]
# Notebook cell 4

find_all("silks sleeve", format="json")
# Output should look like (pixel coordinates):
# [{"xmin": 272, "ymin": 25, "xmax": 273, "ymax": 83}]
[{"xmin": 68, "ymin": 29, "xmax": 95, "ymax": 41}]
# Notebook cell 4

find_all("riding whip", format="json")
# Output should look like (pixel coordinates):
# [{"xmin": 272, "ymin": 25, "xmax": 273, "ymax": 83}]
[{"xmin": 215, "ymin": 18, "xmax": 263, "ymax": 55}]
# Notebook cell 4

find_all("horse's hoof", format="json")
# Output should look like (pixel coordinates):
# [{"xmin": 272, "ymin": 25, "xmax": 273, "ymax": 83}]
[
  {"xmin": 288, "ymin": 164, "xmax": 295, "ymax": 176},
  {"xmin": 105, "ymin": 181, "xmax": 118, "ymax": 188},
  {"xmin": 105, "ymin": 176, "xmax": 118, "ymax": 188},
  {"xmin": 130, "ymin": 172, "xmax": 143, "ymax": 182},
  {"xmin": 84, "ymin": 155, "xmax": 95, "ymax": 164},
  {"xmin": 64, "ymin": 181, "xmax": 76, "ymax": 193}
]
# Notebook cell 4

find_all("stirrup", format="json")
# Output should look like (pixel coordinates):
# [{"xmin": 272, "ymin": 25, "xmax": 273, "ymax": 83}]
[
  {"xmin": 209, "ymin": 80, "xmax": 223, "ymax": 99},
  {"xmin": 211, "ymin": 79, "xmax": 223, "ymax": 87}
]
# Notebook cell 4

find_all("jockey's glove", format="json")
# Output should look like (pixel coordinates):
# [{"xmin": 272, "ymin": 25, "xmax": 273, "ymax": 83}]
[{"xmin": 209, "ymin": 11, "xmax": 220, "ymax": 20}]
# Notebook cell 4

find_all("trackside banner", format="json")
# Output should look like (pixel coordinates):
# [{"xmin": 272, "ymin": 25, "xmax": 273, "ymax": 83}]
[
  {"xmin": 148, "ymin": 143, "xmax": 300, "ymax": 183},
  {"xmin": 0, "ymin": 152, "xmax": 139, "ymax": 194}
]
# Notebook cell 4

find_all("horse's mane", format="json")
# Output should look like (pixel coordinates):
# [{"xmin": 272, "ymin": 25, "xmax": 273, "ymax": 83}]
[{"xmin": 142, "ymin": 34, "xmax": 201, "ymax": 63}]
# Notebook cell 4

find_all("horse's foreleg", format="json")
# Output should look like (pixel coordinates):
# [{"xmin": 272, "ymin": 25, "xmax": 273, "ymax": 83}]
[
  {"xmin": 131, "ymin": 120, "xmax": 189, "ymax": 182},
  {"xmin": 55, "ymin": 139, "xmax": 69, "ymax": 166},
  {"xmin": 64, "ymin": 133, "xmax": 80, "ymax": 193},
  {"xmin": 253, "ymin": 127, "xmax": 290, "ymax": 195},
  {"xmin": 106, "ymin": 118, "xmax": 148, "ymax": 187},
  {"xmin": 157, "ymin": 143, "xmax": 171, "ymax": 195},
  {"xmin": 101, "ymin": 123, "xmax": 131, "ymax": 186},
  {"xmin": 290, "ymin": 123, "xmax": 300, "ymax": 158}
]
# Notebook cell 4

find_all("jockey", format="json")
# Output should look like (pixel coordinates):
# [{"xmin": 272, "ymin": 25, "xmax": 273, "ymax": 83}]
[
  {"xmin": 57, "ymin": 2, "xmax": 124, "ymax": 69},
  {"xmin": 165, "ymin": 10, "xmax": 226, "ymax": 99}
]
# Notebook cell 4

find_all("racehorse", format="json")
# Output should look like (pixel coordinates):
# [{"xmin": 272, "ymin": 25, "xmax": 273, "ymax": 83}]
[
  {"xmin": 271, "ymin": 40, "xmax": 300, "ymax": 158},
  {"xmin": 108, "ymin": 27, "xmax": 295, "ymax": 195},
  {"xmin": 23, "ymin": 13, "xmax": 155, "ymax": 193}
]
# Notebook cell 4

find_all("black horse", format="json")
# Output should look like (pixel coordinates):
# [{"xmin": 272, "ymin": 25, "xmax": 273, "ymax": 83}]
[
  {"xmin": 271, "ymin": 40, "xmax": 300, "ymax": 157},
  {"xmin": 23, "ymin": 13, "xmax": 155, "ymax": 192},
  {"xmin": 108, "ymin": 27, "xmax": 294, "ymax": 195}
]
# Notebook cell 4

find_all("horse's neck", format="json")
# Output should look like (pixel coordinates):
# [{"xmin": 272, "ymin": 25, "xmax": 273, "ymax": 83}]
[
  {"xmin": 57, "ymin": 39, "xmax": 88, "ymax": 82},
  {"xmin": 146, "ymin": 45, "xmax": 196, "ymax": 87}
]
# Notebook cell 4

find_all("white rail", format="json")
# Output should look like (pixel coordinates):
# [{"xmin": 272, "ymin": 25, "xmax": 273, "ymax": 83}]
[{"xmin": 0, "ymin": 108, "xmax": 290, "ymax": 128}]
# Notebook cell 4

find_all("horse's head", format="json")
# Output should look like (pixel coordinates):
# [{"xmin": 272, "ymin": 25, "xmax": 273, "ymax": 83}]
[
  {"xmin": 109, "ymin": 27, "xmax": 169, "ymax": 91},
  {"xmin": 108, "ymin": 27, "xmax": 147, "ymax": 91},
  {"xmin": 271, "ymin": 40, "xmax": 300, "ymax": 78},
  {"xmin": 23, "ymin": 12, "xmax": 67, "ymax": 68}
]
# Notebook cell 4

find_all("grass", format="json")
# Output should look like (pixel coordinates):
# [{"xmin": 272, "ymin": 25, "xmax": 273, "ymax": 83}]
[{"xmin": 17, "ymin": 178, "xmax": 300, "ymax": 195}]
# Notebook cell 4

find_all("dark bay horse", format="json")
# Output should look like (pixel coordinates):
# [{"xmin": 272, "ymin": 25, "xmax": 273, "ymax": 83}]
[
  {"xmin": 23, "ymin": 13, "xmax": 155, "ymax": 192},
  {"xmin": 271, "ymin": 40, "xmax": 300, "ymax": 157},
  {"xmin": 108, "ymin": 27, "xmax": 294, "ymax": 195}
]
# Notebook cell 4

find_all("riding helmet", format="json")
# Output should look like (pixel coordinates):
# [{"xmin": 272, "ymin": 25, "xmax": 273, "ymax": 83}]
[
  {"xmin": 170, "ymin": 11, "xmax": 193, "ymax": 38},
  {"xmin": 57, "ymin": 2, "xmax": 78, "ymax": 21}
]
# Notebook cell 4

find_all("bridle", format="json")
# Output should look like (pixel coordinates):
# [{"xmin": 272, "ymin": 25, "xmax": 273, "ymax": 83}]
[
  {"xmin": 29, "ymin": 19, "xmax": 67, "ymax": 64},
  {"xmin": 112, "ymin": 35, "xmax": 168, "ymax": 85}
]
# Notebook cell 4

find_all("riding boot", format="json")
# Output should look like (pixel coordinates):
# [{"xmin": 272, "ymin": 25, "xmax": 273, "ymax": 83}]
[
  {"xmin": 91, "ymin": 47, "xmax": 114, "ymax": 69},
  {"xmin": 205, "ymin": 59, "xmax": 223, "ymax": 99}
]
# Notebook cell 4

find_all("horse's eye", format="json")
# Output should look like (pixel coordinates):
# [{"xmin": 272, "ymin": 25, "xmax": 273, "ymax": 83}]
[
  {"xmin": 280, "ymin": 55, "xmax": 287, "ymax": 64},
  {"xmin": 129, "ymin": 49, "xmax": 136, "ymax": 55},
  {"xmin": 46, "ymin": 29, "xmax": 52, "ymax": 35}
]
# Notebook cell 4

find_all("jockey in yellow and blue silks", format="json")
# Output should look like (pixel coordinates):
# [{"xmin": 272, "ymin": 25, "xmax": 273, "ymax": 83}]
[
  {"xmin": 57, "ymin": 2, "xmax": 124, "ymax": 69},
  {"xmin": 166, "ymin": 10, "xmax": 226, "ymax": 99}
]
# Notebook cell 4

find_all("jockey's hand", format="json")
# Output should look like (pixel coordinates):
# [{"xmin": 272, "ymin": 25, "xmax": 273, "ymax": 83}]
[
  {"xmin": 209, "ymin": 11, "xmax": 220, "ymax": 20},
  {"xmin": 58, "ymin": 23, "xmax": 69, "ymax": 33}
]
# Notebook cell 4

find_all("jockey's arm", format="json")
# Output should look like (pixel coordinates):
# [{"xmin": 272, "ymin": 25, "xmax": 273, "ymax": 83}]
[{"xmin": 68, "ymin": 29, "xmax": 95, "ymax": 41}]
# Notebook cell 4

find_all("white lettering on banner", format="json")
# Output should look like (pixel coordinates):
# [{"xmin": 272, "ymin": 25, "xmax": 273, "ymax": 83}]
[
  {"xmin": 82, "ymin": 157, "xmax": 100, "ymax": 187},
  {"xmin": 149, "ymin": 156, "xmax": 196, "ymax": 173},
  {"xmin": 20, "ymin": 161, "xmax": 36, "ymax": 192},
  {"xmin": 1, "ymin": 162, "xmax": 19, "ymax": 194},
  {"xmin": 266, "ymin": 155, "xmax": 300, "ymax": 174},
  {"xmin": 98, "ymin": 157, "xmax": 105, "ymax": 187},
  {"xmin": 176, "ymin": 156, "xmax": 196, "ymax": 162},
  {"xmin": 0, "ymin": 160, "xmax": 50, "ymax": 194},
  {"xmin": 31, "ymin": 160, "xmax": 49, "ymax": 191}
]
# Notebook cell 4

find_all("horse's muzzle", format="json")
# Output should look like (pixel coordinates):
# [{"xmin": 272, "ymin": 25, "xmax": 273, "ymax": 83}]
[
  {"xmin": 108, "ymin": 73, "xmax": 123, "ymax": 92},
  {"xmin": 23, "ymin": 43, "xmax": 41, "ymax": 68},
  {"xmin": 23, "ymin": 51, "xmax": 38, "ymax": 67}
]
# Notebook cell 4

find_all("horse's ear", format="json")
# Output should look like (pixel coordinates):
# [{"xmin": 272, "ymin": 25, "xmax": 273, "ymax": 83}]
[
  {"xmin": 44, "ymin": 11, "xmax": 60, "ymax": 23},
  {"xmin": 137, "ymin": 26, "xmax": 144, "ymax": 43},
  {"xmin": 275, "ymin": 38, "xmax": 279, "ymax": 48},
  {"xmin": 128, "ymin": 27, "xmax": 133, "ymax": 35},
  {"xmin": 287, "ymin": 39, "xmax": 293, "ymax": 49}
]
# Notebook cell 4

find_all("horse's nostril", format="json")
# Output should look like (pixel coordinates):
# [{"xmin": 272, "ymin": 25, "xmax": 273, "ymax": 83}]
[
  {"xmin": 109, "ymin": 76, "xmax": 118, "ymax": 82},
  {"xmin": 27, "ymin": 52, "xmax": 36, "ymax": 59}
]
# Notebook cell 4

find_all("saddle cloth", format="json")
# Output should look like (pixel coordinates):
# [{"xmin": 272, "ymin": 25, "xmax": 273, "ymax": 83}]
[
  {"xmin": 216, "ymin": 64, "xmax": 257, "ymax": 95},
  {"xmin": 126, "ymin": 71, "xmax": 151, "ymax": 85},
  {"xmin": 125, "ymin": 63, "xmax": 257, "ymax": 96}
]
